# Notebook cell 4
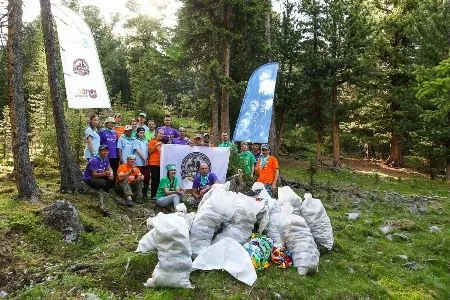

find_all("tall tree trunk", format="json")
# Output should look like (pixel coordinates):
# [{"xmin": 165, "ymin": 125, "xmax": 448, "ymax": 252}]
[
  {"xmin": 210, "ymin": 79, "xmax": 219, "ymax": 142},
  {"xmin": 7, "ymin": 0, "xmax": 41, "ymax": 202},
  {"xmin": 446, "ymin": 157, "xmax": 450, "ymax": 180},
  {"xmin": 331, "ymin": 81, "xmax": 340, "ymax": 167},
  {"xmin": 220, "ymin": 3, "xmax": 231, "ymax": 134},
  {"xmin": 386, "ymin": 132, "xmax": 402, "ymax": 167},
  {"xmin": 40, "ymin": 0, "xmax": 90, "ymax": 193},
  {"xmin": 266, "ymin": 0, "xmax": 278, "ymax": 155},
  {"xmin": 315, "ymin": 132, "xmax": 321, "ymax": 161}
]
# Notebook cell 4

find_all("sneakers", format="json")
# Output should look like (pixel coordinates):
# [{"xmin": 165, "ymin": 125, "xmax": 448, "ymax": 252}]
[
  {"xmin": 99, "ymin": 207, "xmax": 112, "ymax": 217},
  {"xmin": 125, "ymin": 198, "xmax": 134, "ymax": 207}
]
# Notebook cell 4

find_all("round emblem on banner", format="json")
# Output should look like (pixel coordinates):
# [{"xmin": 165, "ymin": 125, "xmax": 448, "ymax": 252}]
[
  {"xmin": 73, "ymin": 58, "xmax": 90, "ymax": 76},
  {"xmin": 180, "ymin": 152, "xmax": 211, "ymax": 181}
]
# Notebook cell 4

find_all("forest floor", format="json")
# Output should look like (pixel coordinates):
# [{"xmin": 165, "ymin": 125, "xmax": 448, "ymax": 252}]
[{"xmin": 0, "ymin": 156, "xmax": 448, "ymax": 300}]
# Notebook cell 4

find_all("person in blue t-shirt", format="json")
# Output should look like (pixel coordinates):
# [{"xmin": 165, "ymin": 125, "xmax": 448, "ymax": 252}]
[
  {"xmin": 84, "ymin": 114, "xmax": 100, "ymax": 161},
  {"xmin": 189, "ymin": 163, "xmax": 219, "ymax": 207},
  {"xmin": 133, "ymin": 127, "xmax": 150, "ymax": 199},
  {"xmin": 117, "ymin": 125, "xmax": 136, "ymax": 163}
]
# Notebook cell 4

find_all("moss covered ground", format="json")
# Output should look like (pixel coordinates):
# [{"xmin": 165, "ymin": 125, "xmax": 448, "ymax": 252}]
[{"xmin": 0, "ymin": 158, "xmax": 448, "ymax": 299}]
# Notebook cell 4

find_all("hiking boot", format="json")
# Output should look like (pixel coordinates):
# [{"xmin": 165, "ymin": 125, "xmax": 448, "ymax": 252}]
[{"xmin": 125, "ymin": 199, "xmax": 134, "ymax": 207}]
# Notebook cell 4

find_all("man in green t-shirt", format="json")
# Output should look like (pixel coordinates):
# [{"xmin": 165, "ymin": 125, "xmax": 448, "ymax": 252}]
[
  {"xmin": 218, "ymin": 132, "xmax": 238, "ymax": 152},
  {"xmin": 155, "ymin": 164, "xmax": 185, "ymax": 209},
  {"xmin": 239, "ymin": 142, "xmax": 256, "ymax": 177}
]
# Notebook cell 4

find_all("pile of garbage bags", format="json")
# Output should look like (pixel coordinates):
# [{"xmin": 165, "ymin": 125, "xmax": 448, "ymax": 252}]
[{"xmin": 136, "ymin": 183, "xmax": 334, "ymax": 288}]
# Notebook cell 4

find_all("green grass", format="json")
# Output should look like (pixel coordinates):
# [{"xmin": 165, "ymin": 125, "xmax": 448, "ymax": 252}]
[{"xmin": 0, "ymin": 161, "xmax": 448, "ymax": 299}]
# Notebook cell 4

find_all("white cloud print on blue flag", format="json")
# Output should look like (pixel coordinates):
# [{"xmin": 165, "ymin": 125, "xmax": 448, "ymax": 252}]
[{"xmin": 233, "ymin": 62, "xmax": 279, "ymax": 143}]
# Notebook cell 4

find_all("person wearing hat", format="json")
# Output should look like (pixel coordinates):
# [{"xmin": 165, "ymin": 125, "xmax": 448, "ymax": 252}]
[
  {"xmin": 157, "ymin": 115, "xmax": 179, "ymax": 144},
  {"xmin": 117, "ymin": 124, "xmax": 136, "ymax": 163},
  {"xmin": 255, "ymin": 144, "xmax": 279, "ymax": 196},
  {"xmin": 83, "ymin": 144, "xmax": 114, "ymax": 216},
  {"xmin": 172, "ymin": 127, "xmax": 190, "ymax": 145},
  {"xmin": 202, "ymin": 132, "xmax": 212, "ymax": 147},
  {"xmin": 114, "ymin": 113, "xmax": 125, "ymax": 138},
  {"xmin": 137, "ymin": 112, "xmax": 150, "ymax": 133},
  {"xmin": 133, "ymin": 127, "xmax": 150, "ymax": 198},
  {"xmin": 190, "ymin": 133, "xmax": 204, "ymax": 146},
  {"xmin": 116, "ymin": 154, "xmax": 144, "ymax": 206},
  {"xmin": 148, "ymin": 129, "xmax": 164, "ymax": 199},
  {"xmin": 155, "ymin": 164, "xmax": 185, "ymax": 209},
  {"xmin": 239, "ymin": 142, "xmax": 256, "ymax": 177},
  {"xmin": 99, "ymin": 117, "xmax": 119, "ymax": 177},
  {"xmin": 190, "ymin": 163, "xmax": 219, "ymax": 207}
]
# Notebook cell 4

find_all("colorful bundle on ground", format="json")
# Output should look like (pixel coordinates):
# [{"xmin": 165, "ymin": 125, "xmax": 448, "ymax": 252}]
[{"xmin": 243, "ymin": 234, "xmax": 274, "ymax": 270}]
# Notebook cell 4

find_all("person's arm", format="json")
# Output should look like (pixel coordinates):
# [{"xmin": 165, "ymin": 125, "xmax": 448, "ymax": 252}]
[
  {"xmin": 272, "ymin": 168, "xmax": 279, "ymax": 190},
  {"xmin": 149, "ymin": 141, "xmax": 162, "ymax": 154},
  {"xmin": 86, "ymin": 136, "xmax": 94, "ymax": 155},
  {"xmin": 117, "ymin": 167, "xmax": 132, "ymax": 181},
  {"xmin": 118, "ymin": 148, "xmax": 123, "ymax": 163},
  {"xmin": 251, "ymin": 164, "xmax": 255, "ymax": 178}
]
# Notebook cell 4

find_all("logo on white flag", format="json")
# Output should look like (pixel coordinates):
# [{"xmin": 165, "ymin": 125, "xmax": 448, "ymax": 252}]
[
  {"xmin": 73, "ymin": 58, "xmax": 90, "ymax": 76},
  {"xmin": 180, "ymin": 152, "xmax": 211, "ymax": 181}
]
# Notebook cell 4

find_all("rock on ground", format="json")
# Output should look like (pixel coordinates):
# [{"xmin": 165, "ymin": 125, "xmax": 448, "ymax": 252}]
[{"xmin": 42, "ymin": 200, "xmax": 84, "ymax": 243}]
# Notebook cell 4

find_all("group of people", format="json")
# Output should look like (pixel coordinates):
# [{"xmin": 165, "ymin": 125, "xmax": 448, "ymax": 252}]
[{"xmin": 82, "ymin": 112, "xmax": 280, "ymax": 215}]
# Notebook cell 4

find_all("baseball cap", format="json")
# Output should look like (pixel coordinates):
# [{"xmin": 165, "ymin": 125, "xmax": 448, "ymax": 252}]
[
  {"xmin": 203, "ymin": 132, "xmax": 210, "ymax": 137},
  {"xmin": 104, "ymin": 117, "xmax": 115, "ymax": 125},
  {"xmin": 241, "ymin": 141, "xmax": 249, "ymax": 145},
  {"xmin": 179, "ymin": 127, "xmax": 186, "ymax": 132},
  {"xmin": 138, "ymin": 112, "xmax": 146, "ymax": 118},
  {"xmin": 261, "ymin": 144, "xmax": 270, "ymax": 150},
  {"xmin": 124, "ymin": 125, "xmax": 132, "ymax": 131},
  {"xmin": 195, "ymin": 133, "xmax": 203, "ymax": 139},
  {"xmin": 127, "ymin": 154, "xmax": 136, "ymax": 160},
  {"xmin": 99, "ymin": 144, "xmax": 109, "ymax": 151},
  {"xmin": 136, "ymin": 127, "xmax": 145, "ymax": 133}
]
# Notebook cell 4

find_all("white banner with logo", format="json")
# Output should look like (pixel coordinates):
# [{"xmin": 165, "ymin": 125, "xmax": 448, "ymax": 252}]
[
  {"xmin": 53, "ymin": 4, "xmax": 111, "ymax": 108},
  {"xmin": 160, "ymin": 145, "xmax": 231, "ymax": 189}
]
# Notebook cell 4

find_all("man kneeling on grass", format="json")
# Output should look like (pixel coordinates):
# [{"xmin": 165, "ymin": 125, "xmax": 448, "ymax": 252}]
[
  {"xmin": 155, "ymin": 163, "xmax": 185, "ymax": 210},
  {"xmin": 188, "ymin": 162, "xmax": 219, "ymax": 208},
  {"xmin": 83, "ymin": 144, "xmax": 114, "ymax": 216},
  {"xmin": 116, "ymin": 155, "xmax": 144, "ymax": 206}
]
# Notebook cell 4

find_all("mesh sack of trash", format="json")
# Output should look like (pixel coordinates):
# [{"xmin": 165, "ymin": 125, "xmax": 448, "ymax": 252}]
[
  {"xmin": 190, "ymin": 188, "xmax": 237, "ymax": 258},
  {"xmin": 143, "ymin": 209, "xmax": 193, "ymax": 288},
  {"xmin": 279, "ymin": 204, "xmax": 320, "ymax": 275},
  {"xmin": 278, "ymin": 186, "xmax": 302, "ymax": 215},
  {"xmin": 243, "ymin": 234, "xmax": 274, "ymax": 270},
  {"xmin": 213, "ymin": 193, "xmax": 264, "ymax": 245},
  {"xmin": 300, "ymin": 193, "xmax": 334, "ymax": 251}
]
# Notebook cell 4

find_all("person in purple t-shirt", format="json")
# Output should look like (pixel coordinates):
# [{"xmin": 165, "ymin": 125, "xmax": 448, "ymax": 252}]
[
  {"xmin": 157, "ymin": 115, "xmax": 179, "ymax": 144},
  {"xmin": 190, "ymin": 163, "xmax": 219, "ymax": 207},
  {"xmin": 83, "ymin": 145, "xmax": 114, "ymax": 216},
  {"xmin": 99, "ymin": 117, "xmax": 119, "ymax": 178},
  {"xmin": 172, "ymin": 127, "xmax": 190, "ymax": 145}
]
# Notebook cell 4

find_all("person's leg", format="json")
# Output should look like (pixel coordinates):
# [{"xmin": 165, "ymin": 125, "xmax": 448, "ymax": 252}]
[
  {"xmin": 149, "ymin": 165, "xmax": 160, "ymax": 199},
  {"xmin": 138, "ymin": 166, "xmax": 150, "ymax": 199},
  {"xmin": 264, "ymin": 184, "xmax": 273, "ymax": 196},
  {"xmin": 110, "ymin": 158, "xmax": 119, "ymax": 181},
  {"xmin": 131, "ymin": 181, "xmax": 144, "ymax": 200},
  {"xmin": 119, "ymin": 180, "xmax": 134, "ymax": 206},
  {"xmin": 156, "ymin": 194, "xmax": 178, "ymax": 207},
  {"xmin": 87, "ymin": 178, "xmax": 108, "ymax": 190}
]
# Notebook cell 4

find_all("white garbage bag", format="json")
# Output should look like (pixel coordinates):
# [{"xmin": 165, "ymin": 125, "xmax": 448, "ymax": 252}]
[
  {"xmin": 213, "ymin": 193, "xmax": 264, "ymax": 245},
  {"xmin": 278, "ymin": 186, "xmax": 302, "ymax": 215},
  {"xmin": 192, "ymin": 237, "xmax": 257, "ymax": 286},
  {"xmin": 279, "ymin": 204, "xmax": 320, "ymax": 275},
  {"xmin": 144, "ymin": 212, "xmax": 193, "ymax": 288},
  {"xmin": 266, "ymin": 201, "xmax": 283, "ymax": 244},
  {"xmin": 136, "ymin": 229, "xmax": 157, "ymax": 253},
  {"xmin": 190, "ymin": 188, "xmax": 237, "ymax": 258},
  {"xmin": 301, "ymin": 193, "xmax": 334, "ymax": 251}
]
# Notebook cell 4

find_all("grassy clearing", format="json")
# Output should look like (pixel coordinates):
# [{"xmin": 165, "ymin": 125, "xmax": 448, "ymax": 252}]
[{"xmin": 0, "ymin": 160, "xmax": 448, "ymax": 300}]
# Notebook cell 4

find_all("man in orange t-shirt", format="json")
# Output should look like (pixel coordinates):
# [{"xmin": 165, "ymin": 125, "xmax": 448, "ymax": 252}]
[
  {"xmin": 255, "ymin": 144, "xmax": 279, "ymax": 196},
  {"xmin": 116, "ymin": 154, "xmax": 144, "ymax": 206},
  {"xmin": 114, "ymin": 113, "xmax": 125, "ymax": 138},
  {"xmin": 148, "ymin": 129, "xmax": 164, "ymax": 199}
]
